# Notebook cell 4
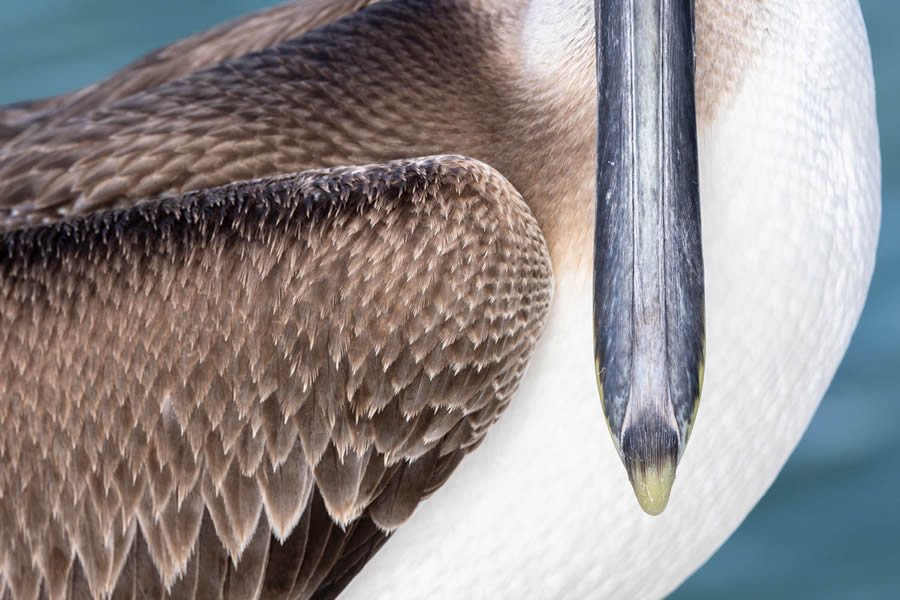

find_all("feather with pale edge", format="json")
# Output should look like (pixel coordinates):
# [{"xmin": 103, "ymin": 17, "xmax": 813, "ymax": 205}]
[
  {"xmin": 0, "ymin": 157, "xmax": 553, "ymax": 598},
  {"xmin": 0, "ymin": 0, "xmax": 386, "ymax": 143}
]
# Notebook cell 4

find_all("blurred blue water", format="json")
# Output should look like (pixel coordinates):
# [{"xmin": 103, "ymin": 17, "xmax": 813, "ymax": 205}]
[{"xmin": 0, "ymin": 1, "xmax": 896, "ymax": 597}]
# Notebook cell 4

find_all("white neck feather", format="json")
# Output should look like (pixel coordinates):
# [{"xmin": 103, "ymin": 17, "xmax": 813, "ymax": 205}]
[
  {"xmin": 519, "ymin": 0, "xmax": 594, "ymax": 94},
  {"xmin": 346, "ymin": 1, "xmax": 880, "ymax": 598}
]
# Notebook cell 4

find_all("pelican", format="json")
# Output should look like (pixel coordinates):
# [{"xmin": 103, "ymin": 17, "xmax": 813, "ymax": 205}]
[{"xmin": 0, "ymin": 0, "xmax": 880, "ymax": 598}]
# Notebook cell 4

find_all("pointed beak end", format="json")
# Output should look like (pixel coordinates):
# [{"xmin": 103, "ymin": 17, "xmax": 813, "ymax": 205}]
[
  {"xmin": 621, "ymin": 424, "xmax": 680, "ymax": 516},
  {"xmin": 626, "ymin": 457, "xmax": 676, "ymax": 516}
]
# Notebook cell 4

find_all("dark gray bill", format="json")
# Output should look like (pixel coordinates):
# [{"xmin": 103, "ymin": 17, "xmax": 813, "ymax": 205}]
[{"xmin": 593, "ymin": 0, "xmax": 705, "ymax": 515}]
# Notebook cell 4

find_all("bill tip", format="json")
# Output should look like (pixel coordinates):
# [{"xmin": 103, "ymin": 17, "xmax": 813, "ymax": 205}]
[{"xmin": 628, "ymin": 459, "xmax": 676, "ymax": 516}]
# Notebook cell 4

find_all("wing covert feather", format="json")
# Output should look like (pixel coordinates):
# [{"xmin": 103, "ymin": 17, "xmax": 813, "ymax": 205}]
[
  {"xmin": 0, "ymin": 0, "xmax": 502, "ymax": 232},
  {"xmin": 0, "ymin": 0, "xmax": 385, "ymax": 142},
  {"xmin": 0, "ymin": 156, "xmax": 553, "ymax": 599}
]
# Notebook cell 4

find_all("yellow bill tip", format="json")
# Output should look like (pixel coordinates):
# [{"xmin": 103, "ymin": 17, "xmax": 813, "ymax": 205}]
[{"xmin": 628, "ymin": 458, "xmax": 676, "ymax": 516}]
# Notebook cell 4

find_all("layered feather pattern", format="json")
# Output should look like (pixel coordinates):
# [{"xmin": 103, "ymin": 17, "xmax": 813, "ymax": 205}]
[
  {"xmin": 0, "ymin": 0, "xmax": 386, "ymax": 143},
  {"xmin": 0, "ymin": 157, "xmax": 553, "ymax": 598}
]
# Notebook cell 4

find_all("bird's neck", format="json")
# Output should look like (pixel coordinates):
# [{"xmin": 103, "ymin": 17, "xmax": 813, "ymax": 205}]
[
  {"xmin": 491, "ymin": 0, "xmax": 596, "ymax": 280},
  {"xmin": 518, "ymin": 0, "xmax": 595, "ymax": 103}
]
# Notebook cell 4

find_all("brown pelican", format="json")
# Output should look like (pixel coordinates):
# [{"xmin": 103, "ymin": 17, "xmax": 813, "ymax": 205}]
[{"xmin": 0, "ymin": 0, "xmax": 880, "ymax": 598}]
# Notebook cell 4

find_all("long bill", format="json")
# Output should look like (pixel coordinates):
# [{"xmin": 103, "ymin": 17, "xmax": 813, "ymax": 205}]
[{"xmin": 593, "ymin": 0, "xmax": 705, "ymax": 515}]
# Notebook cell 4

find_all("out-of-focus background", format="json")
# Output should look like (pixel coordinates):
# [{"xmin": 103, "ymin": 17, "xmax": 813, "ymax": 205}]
[{"xmin": 0, "ymin": 1, "xmax": 896, "ymax": 597}]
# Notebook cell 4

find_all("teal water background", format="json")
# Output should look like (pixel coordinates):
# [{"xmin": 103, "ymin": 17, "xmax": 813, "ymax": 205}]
[{"xmin": 0, "ymin": 1, "xmax": 896, "ymax": 597}]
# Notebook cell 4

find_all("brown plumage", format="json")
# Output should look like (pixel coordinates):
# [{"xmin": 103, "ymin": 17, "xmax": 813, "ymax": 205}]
[
  {"xmin": 0, "ymin": 0, "xmax": 386, "ymax": 143},
  {"xmin": 0, "ymin": 0, "xmax": 571, "ymax": 598},
  {"xmin": 0, "ymin": 157, "xmax": 553, "ymax": 598},
  {"xmin": 0, "ymin": 0, "xmax": 596, "ymax": 265}
]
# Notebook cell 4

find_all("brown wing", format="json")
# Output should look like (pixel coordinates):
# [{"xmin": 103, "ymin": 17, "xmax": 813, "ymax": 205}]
[
  {"xmin": 0, "ymin": 156, "xmax": 553, "ymax": 599},
  {"xmin": 0, "ymin": 0, "xmax": 498, "ymax": 233},
  {"xmin": 0, "ymin": 0, "xmax": 386, "ymax": 143}
]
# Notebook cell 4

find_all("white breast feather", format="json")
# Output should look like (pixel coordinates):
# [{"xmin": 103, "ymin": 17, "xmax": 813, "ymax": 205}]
[{"xmin": 344, "ymin": 1, "xmax": 880, "ymax": 597}]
